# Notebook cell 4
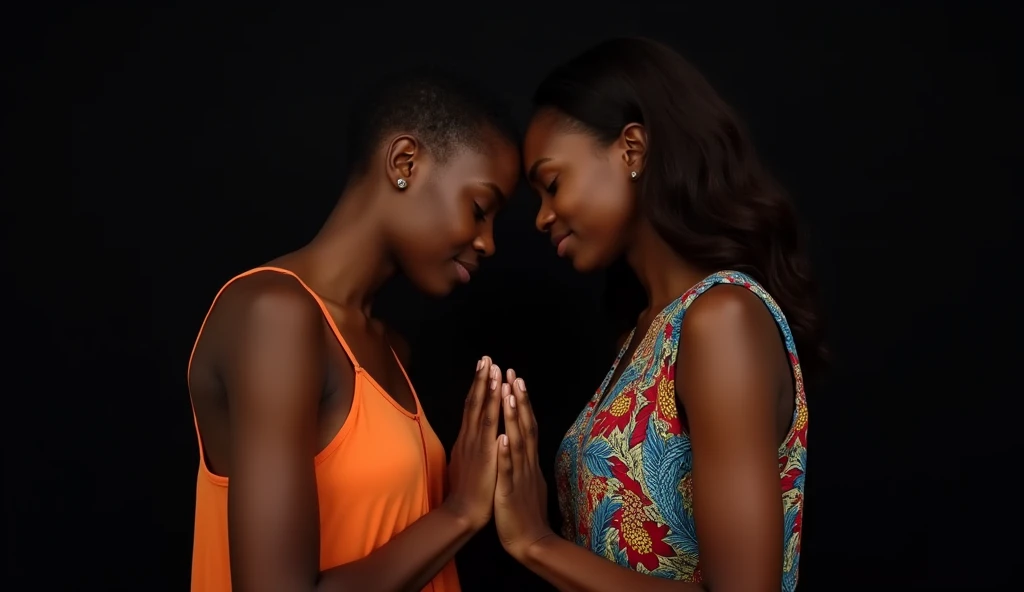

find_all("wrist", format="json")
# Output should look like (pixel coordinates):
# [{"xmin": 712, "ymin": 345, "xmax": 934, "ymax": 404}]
[
  {"xmin": 516, "ymin": 529, "xmax": 559, "ymax": 565},
  {"xmin": 440, "ymin": 498, "xmax": 482, "ymax": 534}
]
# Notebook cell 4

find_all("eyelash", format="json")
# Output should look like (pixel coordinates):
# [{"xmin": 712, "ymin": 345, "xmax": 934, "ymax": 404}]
[
  {"xmin": 473, "ymin": 203, "xmax": 486, "ymax": 221},
  {"xmin": 545, "ymin": 178, "xmax": 559, "ymax": 195}
]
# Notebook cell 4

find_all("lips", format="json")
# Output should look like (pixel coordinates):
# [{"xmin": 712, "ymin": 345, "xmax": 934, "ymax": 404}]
[
  {"xmin": 454, "ymin": 259, "xmax": 478, "ymax": 274},
  {"xmin": 552, "ymin": 232, "xmax": 572, "ymax": 256},
  {"xmin": 453, "ymin": 259, "xmax": 477, "ymax": 283}
]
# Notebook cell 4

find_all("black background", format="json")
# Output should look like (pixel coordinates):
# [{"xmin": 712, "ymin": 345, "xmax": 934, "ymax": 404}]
[{"xmin": 8, "ymin": 1, "xmax": 1020, "ymax": 589}]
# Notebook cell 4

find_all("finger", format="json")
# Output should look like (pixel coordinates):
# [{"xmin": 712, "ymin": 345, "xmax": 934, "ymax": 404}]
[
  {"xmin": 481, "ymin": 362, "xmax": 503, "ymax": 441},
  {"xmin": 472, "ymin": 362, "xmax": 500, "ymax": 443},
  {"xmin": 496, "ymin": 434, "xmax": 513, "ymax": 496},
  {"xmin": 504, "ymin": 368, "xmax": 517, "ymax": 406},
  {"xmin": 502, "ymin": 384, "xmax": 525, "ymax": 475},
  {"xmin": 510, "ymin": 375, "xmax": 539, "ymax": 461},
  {"xmin": 461, "ymin": 356, "xmax": 492, "ymax": 437}
]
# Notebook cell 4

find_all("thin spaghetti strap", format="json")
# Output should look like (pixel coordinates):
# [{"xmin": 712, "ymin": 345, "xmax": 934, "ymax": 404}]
[
  {"xmin": 389, "ymin": 346, "xmax": 422, "ymax": 413},
  {"xmin": 186, "ymin": 268, "xmax": 267, "ymax": 384},
  {"xmin": 251, "ymin": 267, "xmax": 362, "ymax": 370},
  {"xmin": 186, "ymin": 266, "xmax": 362, "ymax": 377}
]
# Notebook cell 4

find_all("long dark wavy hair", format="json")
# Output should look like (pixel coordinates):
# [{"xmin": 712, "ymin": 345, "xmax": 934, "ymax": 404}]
[{"xmin": 534, "ymin": 37, "xmax": 827, "ymax": 381}]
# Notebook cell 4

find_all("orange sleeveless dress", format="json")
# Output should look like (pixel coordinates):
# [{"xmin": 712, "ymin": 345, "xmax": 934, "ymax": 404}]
[{"xmin": 188, "ymin": 267, "xmax": 460, "ymax": 592}]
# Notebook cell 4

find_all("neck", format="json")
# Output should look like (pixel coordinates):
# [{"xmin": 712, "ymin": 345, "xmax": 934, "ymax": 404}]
[
  {"xmin": 283, "ymin": 180, "xmax": 394, "ymax": 318},
  {"xmin": 624, "ymin": 218, "xmax": 711, "ymax": 318}
]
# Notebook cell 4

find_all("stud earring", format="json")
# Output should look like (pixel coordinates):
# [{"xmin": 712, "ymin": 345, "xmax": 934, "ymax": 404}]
[
  {"xmin": 396, "ymin": 178, "xmax": 408, "ymax": 189},
  {"xmin": 630, "ymin": 171, "xmax": 638, "ymax": 179}
]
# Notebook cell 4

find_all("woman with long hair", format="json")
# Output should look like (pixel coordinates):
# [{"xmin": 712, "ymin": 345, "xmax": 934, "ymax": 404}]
[{"xmin": 493, "ymin": 38, "xmax": 825, "ymax": 591}]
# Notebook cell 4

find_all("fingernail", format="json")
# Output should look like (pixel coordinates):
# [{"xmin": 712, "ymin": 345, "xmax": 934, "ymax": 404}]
[
  {"xmin": 509, "ymin": 395, "xmax": 516, "ymax": 409},
  {"xmin": 491, "ymin": 378, "xmax": 498, "ymax": 391},
  {"xmin": 516, "ymin": 378, "xmax": 526, "ymax": 392},
  {"xmin": 501, "ymin": 434, "xmax": 508, "ymax": 447},
  {"xmin": 501, "ymin": 383, "xmax": 510, "ymax": 398},
  {"xmin": 476, "ymin": 359, "xmax": 483, "ymax": 371},
  {"xmin": 507, "ymin": 368, "xmax": 515, "ymax": 382}
]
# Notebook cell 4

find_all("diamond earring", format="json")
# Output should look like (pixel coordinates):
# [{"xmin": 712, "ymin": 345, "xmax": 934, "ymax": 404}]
[
  {"xmin": 630, "ymin": 171, "xmax": 638, "ymax": 179},
  {"xmin": 396, "ymin": 178, "xmax": 408, "ymax": 189}
]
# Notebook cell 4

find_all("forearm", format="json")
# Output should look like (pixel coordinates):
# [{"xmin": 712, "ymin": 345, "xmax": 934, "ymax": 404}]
[
  {"xmin": 316, "ymin": 501, "xmax": 475, "ymax": 592},
  {"xmin": 522, "ymin": 534, "xmax": 705, "ymax": 592}
]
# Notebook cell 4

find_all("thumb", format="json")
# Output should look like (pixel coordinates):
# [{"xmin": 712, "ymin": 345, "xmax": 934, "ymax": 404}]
[{"xmin": 496, "ymin": 434, "xmax": 513, "ymax": 496}]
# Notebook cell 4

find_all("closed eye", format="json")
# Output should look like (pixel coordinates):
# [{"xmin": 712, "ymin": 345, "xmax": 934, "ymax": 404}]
[
  {"xmin": 545, "ymin": 178, "xmax": 559, "ymax": 195},
  {"xmin": 473, "ymin": 202, "xmax": 486, "ymax": 221}
]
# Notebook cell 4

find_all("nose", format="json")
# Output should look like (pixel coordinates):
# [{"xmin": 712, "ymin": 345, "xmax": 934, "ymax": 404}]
[
  {"xmin": 535, "ymin": 199, "xmax": 556, "ymax": 233},
  {"xmin": 472, "ymin": 226, "xmax": 496, "ymax": 258}
]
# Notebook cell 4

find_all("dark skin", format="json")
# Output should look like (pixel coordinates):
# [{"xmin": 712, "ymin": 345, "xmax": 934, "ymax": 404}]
[
  {"xmin": 489, "ymin": 108, "xmax": 795, "ymax": 591},
  {"xmin": 188, "ymin": 128, "xmax": 520, "ymax": 591}
]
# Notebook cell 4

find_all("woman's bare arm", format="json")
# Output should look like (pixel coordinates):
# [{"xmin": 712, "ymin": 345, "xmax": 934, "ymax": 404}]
[{"xmin": 221, "ymin": 278, "xmax": 488, "ymax": 592}]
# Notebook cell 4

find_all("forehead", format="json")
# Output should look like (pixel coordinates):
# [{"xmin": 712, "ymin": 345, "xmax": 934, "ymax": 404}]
[
  {"xmin": 439, "ymin": 137, "xmax": 520, "ymax": 190},
  {"xmin": 523, "ymin": 110, "xmax": 595, "ymax": 164}
]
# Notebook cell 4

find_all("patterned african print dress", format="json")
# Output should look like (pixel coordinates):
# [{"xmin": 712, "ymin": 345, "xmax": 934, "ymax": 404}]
[{"xmin": 553, "ymin": 270, "xmax": 808, "ymax": 591}]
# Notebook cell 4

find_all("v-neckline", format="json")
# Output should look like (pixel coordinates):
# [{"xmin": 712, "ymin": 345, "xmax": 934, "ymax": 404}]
[
  {"xmin": 583, "ymin": 271, "xmax": 722, "ymax": 433},
  {"xmin": 585, "ymin": 295, "xmax": 678, "ymax": 431},
  {"xmin": 593, "ymin": 327, "xmax": 637, "ymax": 411}
]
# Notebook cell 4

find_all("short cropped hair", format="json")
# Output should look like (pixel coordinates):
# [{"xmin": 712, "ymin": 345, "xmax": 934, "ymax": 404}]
[{"xmin": 344, "ymin": 67, "xmax": 519, "ymax": 177}]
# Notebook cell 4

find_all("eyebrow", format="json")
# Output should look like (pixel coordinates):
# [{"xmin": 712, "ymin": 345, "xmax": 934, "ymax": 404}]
[
  {"xmin": 482, "ymin": 182, "xmax": 507, "ymax": 206},
  {"xmin": 527, "ymin": 158, "xmax": 552, "ymax": 184}
]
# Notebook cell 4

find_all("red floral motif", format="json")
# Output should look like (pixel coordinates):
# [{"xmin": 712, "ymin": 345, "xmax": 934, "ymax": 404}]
[
  {"xmin": 608, "ymin": 456, "xmax": 631, "ymax": 482},
  {"xmin": 625, "ymin": 384, "xmax": 660, "ymax": 447},
  {"xmin": 610, "ymin": 489, "xmax": 676, "ymax": 571},
  {"xmin": 780, "ymin": 466, "xmax": 802, "ymax": 490},
  {"xmin": 592, "ymin": 390, "xmax": 635, "ymax": 435},
  {"xmin": 607, "ymin": 459, "xmax": 677, "ymax": 571}
]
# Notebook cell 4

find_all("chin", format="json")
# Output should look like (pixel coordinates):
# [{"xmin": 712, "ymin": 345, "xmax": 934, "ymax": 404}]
[
  {"xmin": 408, "ymin": 274, "xmax": 455, "ymax": 298},
  {"xmin": 414, "ymin": 280, "xmax": 454, "ymax": 298},
  {"xmin": 397, "ymin": 258, "xmax": 451, "ymax": 297},
  {"xmin": 567, "ymin": 250, "xmax": 607, "ymax": 274},
  {"xmin": 569, "ymin": 257, "xmax": 595, "ymax": 273}
]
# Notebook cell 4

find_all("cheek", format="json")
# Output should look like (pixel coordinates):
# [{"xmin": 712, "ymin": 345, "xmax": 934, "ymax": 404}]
[
  {"xmin": 575, "ymin": 175, "xmax": 634, "ymax": 236},
  {"xmin": 426, "ymin": 200, "xmax": 476, "ymax": 250},
  {"xmin": 446, "ymin": 216, "xmax": 478, "ymax": 246}
]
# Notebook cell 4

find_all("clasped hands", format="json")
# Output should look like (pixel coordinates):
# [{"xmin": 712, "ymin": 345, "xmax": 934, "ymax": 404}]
[{"xmin": 445, "ymin": 356, "xmax": 555, "ymax": 561}]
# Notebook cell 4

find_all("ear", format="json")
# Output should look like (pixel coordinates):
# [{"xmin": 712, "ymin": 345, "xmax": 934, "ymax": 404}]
[
  {"xmin": 618, "ymin": 123, "xmax": 648, "ymax": 178},
  {"xmin": 385, "ymin": 134, "xmax": 419, "ymax": 188}
]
